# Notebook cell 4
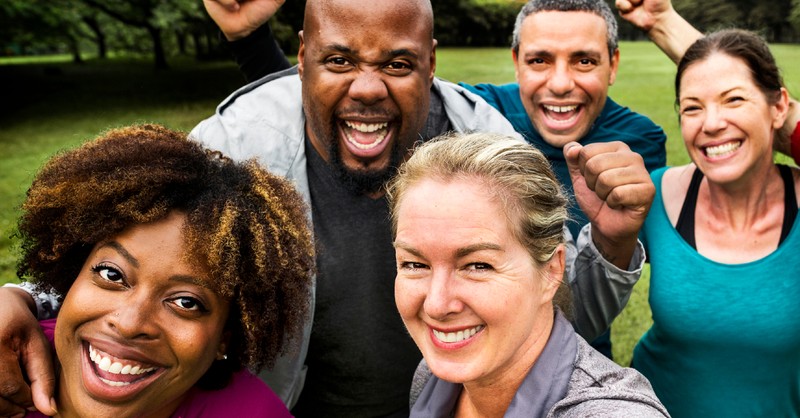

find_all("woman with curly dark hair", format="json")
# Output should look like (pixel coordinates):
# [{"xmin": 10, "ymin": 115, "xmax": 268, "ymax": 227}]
[{"xmin": 12, "ymin": 124, "xmax": 314, "ymax": 417}]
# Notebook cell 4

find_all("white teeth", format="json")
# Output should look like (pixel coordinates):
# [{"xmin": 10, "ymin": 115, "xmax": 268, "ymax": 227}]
[
  {"xmin": 705, "ymin": 141, "xmax": 741, "ymax": 158},
  {"xmin": 543, "ymin": 104, "xmax": 577, "ymax": 113},
  {"xmin": 345, "ymin": 121, "xmax": 388, "ymax": 133},
  {"xmin": 343, "ymin": 121, "xmax": 388, "ymax": 150},
  {"xmin": 99, "ymin": 377, "xmax": 131, "ymax": 387},
  {"xmin": 433, "ymin": 325, "xmax": 484, "ymax": 343},
  {"xmin": 89, "ymin": 344, "xmax": 155, "ymax": 376}
]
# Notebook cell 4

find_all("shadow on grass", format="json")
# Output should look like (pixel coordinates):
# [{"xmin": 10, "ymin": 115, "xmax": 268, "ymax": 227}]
[{"xmin": 0, "ymin": 57, "xmax": 246, "ymax": 127}]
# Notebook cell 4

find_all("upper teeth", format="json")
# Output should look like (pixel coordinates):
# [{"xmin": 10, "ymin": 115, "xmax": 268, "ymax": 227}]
[
  {"xmin": 705, "ymin": 141, "xmax": 741, "ymax": 158},
  {"xmin": 346, "ymin": 121, "xmax": 387, "ymax": 133},
  {"xmin": 544, "ymin": 104, "xmax": 577, "ymax": 113},
  {"xmin": 433, "ymin": 325, "xmax": 484, "ymax": 343},
  {"xmin": 89, "ymin": 344, "xmax": 156, "ymax": 376}
]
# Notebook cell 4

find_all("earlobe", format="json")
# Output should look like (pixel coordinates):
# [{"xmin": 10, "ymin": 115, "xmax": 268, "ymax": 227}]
[
  {"xmin": 512, "ymin": 49, "xmax": 520, "ymax": 82},
  {"xmin": 608, "ymin": 49, "xmax": 620, "ymax": 85},
  {"xmin": 297, "ymin": 31, "xmax": 306, "ymax": 78},
  {"xmin": 216, "ymin": 330, "xmax": 231, "ymax": 361},
  {"xmin": 541, "ymin": 244, "xmax": 566, "ymax": 302}
]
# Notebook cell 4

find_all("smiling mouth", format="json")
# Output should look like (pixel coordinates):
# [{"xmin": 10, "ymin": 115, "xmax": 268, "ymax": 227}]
[
  {"xmin": 88, "ymin": 344, "xmax": 159, "ymax": 386},
  {"xmin": 542, "ymin": 104, "xmax": 579, "ymax": 125},
  {"xmin": 432, "ymin": 325, "xmax": 485, "ymax": 343},
  {"xmin": 703, "ymin": 141, "xmax": 741, "ymax": 158},
  {"xmin": 343, "ymin": 121, "xmax": 389, "ymax": 150}
]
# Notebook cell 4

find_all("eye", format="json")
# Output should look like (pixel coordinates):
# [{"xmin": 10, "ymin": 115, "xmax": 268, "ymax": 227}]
[
  {"xmin": 527, "ymin": 57, "xmax": 546, "ymax": 66},
  {"xmin": 575, "ymin": 58, "xmax": 597, "ymax": 70},
  {"xmin": 384, "ymin": 61, "xmax": 412, "ymax": 75},
  {"xmin": 169, "ymin": 296, "xmax": 207, "ymax": 312},
  {"xmin": 680, "ymin": 105, "xmax": 701, "ymax": 115},
  {"xmin": 400, "ymin": 261, "xmax": 428, "ymax": 270},
  {"xmin": 325, "ymin": 56, "xmax": 352, "ymax": 72},
  {"xmin": 92, "ymin": 264, "xmax": 124, "ymax": 284},
  {"xmin": 466, "ymin": 262, "xmax": 493, "ymax": 271}
]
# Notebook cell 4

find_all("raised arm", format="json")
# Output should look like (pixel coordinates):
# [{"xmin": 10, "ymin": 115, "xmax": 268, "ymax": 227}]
[
  {"xmin": 563, "ymin": 141, "xmax": 654, "ymax": 340},
  {"xmin": 204, "ymin": 0, "xmax": 292, "ymax": 82},
  {"xmin": 615, "ymin": 0, "xmax": 701, "ymax": 63}
]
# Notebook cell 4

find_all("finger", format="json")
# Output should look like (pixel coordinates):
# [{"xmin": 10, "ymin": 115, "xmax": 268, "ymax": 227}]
[
  {"xmin": 604, "ymin": 182, "xmax": 655, "ymax": 212},
  {"xmin": 23, "ymin": 332, "xmax": 56, "ymax": 416},
  {"xmin": 615, "ymin": 0, "xmax": 633, "ymax": 13},
  {"xmin": 563, "ymin": 141, "xmax": 585, "ymax": 180},
  {"xmin": 213, "ymin": 0, "xmax": 241, "ymax": 11},
  {"xmin": 0, "ymin": 351, "xmax": 33, "ymax": 410}
]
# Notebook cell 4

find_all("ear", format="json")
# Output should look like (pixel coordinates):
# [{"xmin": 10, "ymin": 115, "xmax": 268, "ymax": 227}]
[
  {"xmin": 608, "ymin": 48, "xmax": 620, "ymax": 86},
  {"xmin": 512, "ymin": 48, "xmax": 521, "ymax": 82},
  {"xmin": 771, "ymin": 87, "xmax": 790, "ymax": 130},
  {"xmin": 215, "ymin": 330, "xmax": 232, "ymax": 361},
  {"xmin": 429, "ymin": 39, "xmax": 438, "ymax": 83},
  {"xmin": 297, "ymin": 30, "xmax": 306, "ymax": 79},
  {"xmin": 540, "ymin": 244, "xmax": 566, "ymax": 304}
]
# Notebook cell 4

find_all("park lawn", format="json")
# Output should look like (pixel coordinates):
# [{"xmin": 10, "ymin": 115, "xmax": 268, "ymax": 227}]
[{"xmin": 1, "ymin": 42, "xmax": 799, "ymax": 366}]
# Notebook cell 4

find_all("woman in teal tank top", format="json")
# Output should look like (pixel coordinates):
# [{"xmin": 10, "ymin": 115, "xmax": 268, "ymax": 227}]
[{"xmin": 634, "ymin": 29, "xmax": 800, "ymax": 417}]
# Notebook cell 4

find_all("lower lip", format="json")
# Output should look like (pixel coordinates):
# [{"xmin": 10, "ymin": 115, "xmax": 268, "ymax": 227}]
[
  {"xmin": 429, "ymin": 328, "xmax": 482, "ymax": 350},
  {"xmin": 80, "ymin": 342, "xmax": 160, "ymax": 402}
]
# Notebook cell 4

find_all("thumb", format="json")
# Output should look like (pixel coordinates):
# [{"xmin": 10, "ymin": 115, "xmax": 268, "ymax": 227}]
[
  {"xmin": 563, "ymin": 141, "xmax": 584, "ymax": 182},
  {"xmin": 24, "ymin": 332, "xmax": 57, "ymax": 416}
]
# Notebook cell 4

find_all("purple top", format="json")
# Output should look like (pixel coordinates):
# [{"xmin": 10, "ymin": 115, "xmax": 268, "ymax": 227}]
[{"xmin": 27, "ymin": 319, "xmax": 292, "ymax": 417}]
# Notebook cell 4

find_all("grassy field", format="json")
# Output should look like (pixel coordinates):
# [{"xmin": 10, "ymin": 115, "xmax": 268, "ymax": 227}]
[{"xmin": 1, "ymin": 42, "xmax": 798, "ymax": 366}]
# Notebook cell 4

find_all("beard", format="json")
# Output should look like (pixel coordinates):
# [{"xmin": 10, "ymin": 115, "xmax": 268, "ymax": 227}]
[
  {"xmin": 328, "ymin": 135, "xmax": 404, "ymax": 196},
  {"xmin": 323, "ymin": 118, "xmax": 406, "ymax": 196}
]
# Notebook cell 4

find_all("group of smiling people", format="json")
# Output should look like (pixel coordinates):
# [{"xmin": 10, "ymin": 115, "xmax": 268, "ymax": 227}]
[{"xmin": 2, "ymin": 0, "xmax": 800, "ymax": 417}]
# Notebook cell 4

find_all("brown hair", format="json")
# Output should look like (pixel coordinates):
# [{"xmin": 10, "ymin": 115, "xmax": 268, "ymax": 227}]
[{"xmin": 16, "ymin": 124, "xmax": 315, "ymax": 387}]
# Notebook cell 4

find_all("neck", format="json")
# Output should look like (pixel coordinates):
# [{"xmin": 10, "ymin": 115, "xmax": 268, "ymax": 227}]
[
  {"xmin": 703, "ymin": 162, "xmax": 781, "ymax": 227},
  {"xmin": 455, "ymin": 306, "xmax": 554, "ymax": 418}
]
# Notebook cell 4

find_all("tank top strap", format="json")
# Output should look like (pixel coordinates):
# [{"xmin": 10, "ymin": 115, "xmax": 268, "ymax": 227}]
[
  {"xmin": 675, "ymin": 168, "xmax": 704, "ymax": 249},
  {"xmin": 778, "ymin": 164, "xmax": 797, "ymax": 245}
]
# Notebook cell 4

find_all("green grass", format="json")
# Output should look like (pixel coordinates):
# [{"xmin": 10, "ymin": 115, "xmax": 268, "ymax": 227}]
[{"xmin": 2, "ymin": 42, "xmax": 799, "ymax": 367}]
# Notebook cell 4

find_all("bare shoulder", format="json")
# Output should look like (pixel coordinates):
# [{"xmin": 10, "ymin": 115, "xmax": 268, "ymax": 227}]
[{"xmin": 661, "ymin": 165, "xmax": 697, "ymax": 226}]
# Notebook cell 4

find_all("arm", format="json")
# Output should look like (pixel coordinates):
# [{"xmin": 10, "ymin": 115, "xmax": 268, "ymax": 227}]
[
  {"xmin": 564, "ymin": 224, "xmax": 645, "ymax": 341},
  {"xmin": 563, "ymin": 141, "xmax": 654, "ymax": 340},
  {"xmin": 204, "ymin": 0, "xmax": 292, "ymax": 83},
  {"xmin": 615, "ymin": 0, "xmax": 702, "ymax": 64},
  {"xmin": 0, "ymin": 286, "xmax": 57, "ymax": 416}
]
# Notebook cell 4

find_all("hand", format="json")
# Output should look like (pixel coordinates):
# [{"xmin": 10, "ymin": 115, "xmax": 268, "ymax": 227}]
[
  {"xmin": 203, "ymin": 0, "xmax": 285, "ymax": 41},
  {"xmin": 615, "ymin": 0, "xmax": 673, "ymax": 33},
  {"xmin": 0, "ymin": 287, "xmax": 56, "ymax": 417},
  {"xmin": 564, "ymin": 141, "xmax": 655, "ymax": 269}
]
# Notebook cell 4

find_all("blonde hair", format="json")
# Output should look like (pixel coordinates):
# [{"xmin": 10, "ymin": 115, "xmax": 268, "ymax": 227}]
[{"xmin": 387, "ymin": 132, "xmax": 567, "ymax": 265}]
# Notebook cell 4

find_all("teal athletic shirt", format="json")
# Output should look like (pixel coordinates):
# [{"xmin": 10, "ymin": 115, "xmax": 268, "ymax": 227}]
[
  {"xmin": 636, "ymin": 167, "xmax": 800, "ymax": 417},
  {"xmin": 460, "ymin": 82, "xmax": 667, "ymax": 237}
]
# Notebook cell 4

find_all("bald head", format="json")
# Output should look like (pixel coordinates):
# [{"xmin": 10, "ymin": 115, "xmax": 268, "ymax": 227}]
[{"xmin": 304, "ymin": 0, "xmax": 434, "ymax": 40}]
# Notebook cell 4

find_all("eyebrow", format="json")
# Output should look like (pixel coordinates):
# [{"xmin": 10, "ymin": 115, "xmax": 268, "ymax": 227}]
[
  {"xmin": 325, "ymin": 44, "xmax": 419, "ymax": 61},
  {"xmin": 393, "ymin": 241, "xmax": 502, "ymax": 258},
  {"xmin": 98, "ymin": 241, "xmax": 139, "ymax": 268},
  {"xmin": 169, "ymin": 274, "xmax": 211, "ymax": 289},
  {"xmin": 681, "ymin": 87, "xmax": 744, "ymax": 102}
]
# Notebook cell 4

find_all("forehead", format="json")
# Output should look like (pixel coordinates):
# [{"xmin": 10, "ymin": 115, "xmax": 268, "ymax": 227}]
[
  {"xmin": 306, "ymin": 0, "xmax": 432, "ymax": 54},
  {"xmin": 680, "ymin": 53, "xmax": 754, "ymax": 96},
  {"xmin": 518, "ymin": 11, "xmax": 608, "ymax": 54}
]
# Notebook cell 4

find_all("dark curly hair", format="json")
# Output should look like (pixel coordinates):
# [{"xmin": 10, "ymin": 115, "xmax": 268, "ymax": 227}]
[{"xmin": 16, "ymin": 124, "xmax": 315, "ymax": 388}]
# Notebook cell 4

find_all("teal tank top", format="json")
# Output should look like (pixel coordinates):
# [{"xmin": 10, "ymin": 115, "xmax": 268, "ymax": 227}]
[{"xmin": 635, "ymin": 167, "xmax": 800, "ymax": 417}]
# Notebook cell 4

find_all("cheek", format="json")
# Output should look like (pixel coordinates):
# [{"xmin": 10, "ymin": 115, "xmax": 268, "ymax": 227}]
[{"xmin": 394, "ymin": 278, "xmax": 424, "ymax": 321}]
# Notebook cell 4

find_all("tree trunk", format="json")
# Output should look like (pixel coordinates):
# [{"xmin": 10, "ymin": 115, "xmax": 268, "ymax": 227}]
[
  {"xmin": 147, "ymin": 25, "xmax": 168, "ymax": 70},
  {"xmin": 83, "ymin": 16, "xmax": 107, "ymax": 59}
]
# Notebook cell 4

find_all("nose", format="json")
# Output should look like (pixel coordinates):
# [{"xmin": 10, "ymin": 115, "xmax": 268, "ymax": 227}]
[
  {"xmin": 107, "ymin": 291, "xmax": 160, "ymax": 340},
  {"xmin": 702, "ymin": 105, "xmax": 728, "ymax": 134},
  {"xmin": 546, "ymin": 61, "xmax": 574, "ymax": 96},
  {"xmin": 423, "ymin": 269, "xmax": 464, "ymax": 320},
  {"xmin": 348, "ymin": 68, "xmax": 388, "ymax": 105}
]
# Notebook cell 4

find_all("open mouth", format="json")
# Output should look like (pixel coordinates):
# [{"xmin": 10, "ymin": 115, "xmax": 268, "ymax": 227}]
[
  {"xmin": 432, "ymin": 325, "xmax": 485, "ymax": 344},
  {"xmin": 542, "ymin": 104, "xmax": 580, "ymax": 127},
  {"xmin": 88, "ymin": 344, "xmax": 159, "ymax": 387},
  {"xmin": 81, "ymin": 341, "xmax": 165, "ymax": 400},
  {"xmin": 703, "ymin": 141, "xmax": 741, "ymax": 158},
  {"xmin": 342, "ymin": 120, "xmax": 389, "ymax": 151}
]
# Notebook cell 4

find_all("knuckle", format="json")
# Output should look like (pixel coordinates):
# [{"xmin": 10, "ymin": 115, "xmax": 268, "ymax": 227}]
[{"xmin": 0, "ymin": 381, "xmax": 23, "ymax": 398}]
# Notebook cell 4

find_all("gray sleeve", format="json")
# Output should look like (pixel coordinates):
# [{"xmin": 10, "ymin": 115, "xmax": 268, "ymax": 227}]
[
  {"xmin": 2, "ymin": 282, "xmax": 62, "ymax": 320},
  {"xmin": 408, "ymin": 359, "xmax": 433, "ymax": 409},
  {"xmin": 564, "ymin": 223, "xmax": 645, "ymax": 342}
]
